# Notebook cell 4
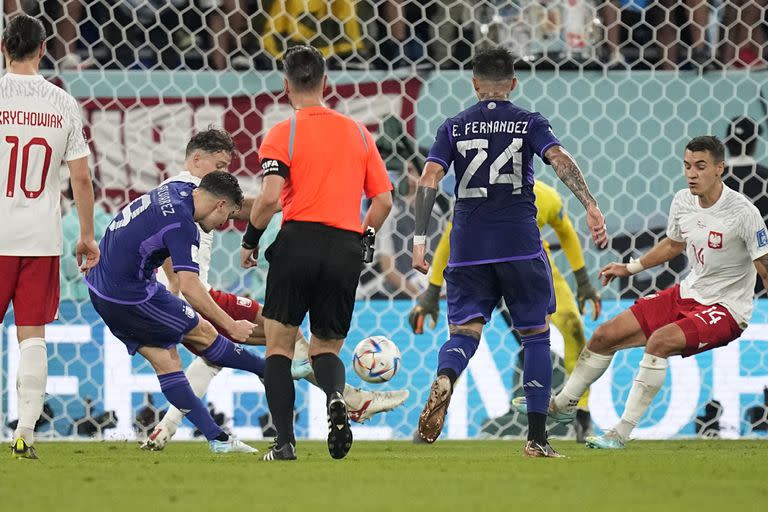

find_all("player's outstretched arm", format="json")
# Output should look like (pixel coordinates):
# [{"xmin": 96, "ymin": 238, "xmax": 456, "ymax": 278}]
[
  {"xmin": 544, "ymin": 145, "xmax": 608, "ymax": 248},
  {"xmin": 68, "ymin": 157, "xmax": 100, "ymax": 272},
  {"xmin": 177, "ymin": 271, "xmax": 255, "ymax": 342},
  {"xmin": 599, "ymin": 237, "xmax": 686, "ymax": 286},
  {"xmin": 412, "ymin": 162, "xmax": 446, "ymax": 275}
]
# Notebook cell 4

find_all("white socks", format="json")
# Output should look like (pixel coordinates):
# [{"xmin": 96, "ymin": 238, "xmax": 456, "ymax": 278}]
[
  {"xmin": 15, "ymin": 337, "xmax": 48, "ymax": 445},
  {"xmin": 554, "ymin": 348, "xmax": 613, "ymax": 412},
  {"xmin": 614, "ymin": 352, "xmax": 668, "ymax": 440},
  {"xmin": 161, "ymin": 357, "xmax": 221, "ymax": 428}
]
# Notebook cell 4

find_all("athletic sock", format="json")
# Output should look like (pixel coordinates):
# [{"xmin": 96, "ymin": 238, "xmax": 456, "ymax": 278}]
[
  {"xmin": 554, "ymin": 348, "xmax": 613, "ymax": 412},
  {"xmin": 311, "ymin": 353, "xmax": 346, "ymax": 402},
  {"xmin": 521, "ymin": 330, "xmax": 552, "ymax": 443},
  {"xmin": 201, "ymin": 334, "xmax": 265, "ymax": 377},
  {"xmin": 437, "ymin": 334, "xmax": 479, "ymax": 386},
  {"xmin": 265, "ymin": 355, "xmax": 296, "ymax": 447},
  {"xmin": 615, "ymin": 352, "xmax": 668, "ymax": 440},
  {"xmin": 14, "ymin": 337, "xmax": 47, "ymax": 445},
  {"xmin": 162, "ymin": 357, "xmax": 221, "ymax": 428},
  {"xmin": 157, "ymin": 371, "xmax": 224, "ymax": 441}
]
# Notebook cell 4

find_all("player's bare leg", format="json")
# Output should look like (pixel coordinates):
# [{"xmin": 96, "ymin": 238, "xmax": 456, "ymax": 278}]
[
  {"xmin": 418, "ymin": 320, "xmax": 483, "ymax": 443},
  {"xmin": 586, "ymin": 323, "xmax": 686, "ymax": 449},
  {"xmin": 11, "ymin": 325, "xmax": 47, "ymax": 460}
]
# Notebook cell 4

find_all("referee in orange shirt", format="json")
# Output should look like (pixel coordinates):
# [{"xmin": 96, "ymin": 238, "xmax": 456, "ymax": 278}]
[{"xmin": 240, "ymin": 45, "xmax": 393, "ymax": 461}]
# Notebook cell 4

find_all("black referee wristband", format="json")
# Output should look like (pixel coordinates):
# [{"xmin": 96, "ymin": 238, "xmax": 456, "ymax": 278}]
[{"xmin": 242, "ymin": 222, "xmax": 265, "ymax": 250}]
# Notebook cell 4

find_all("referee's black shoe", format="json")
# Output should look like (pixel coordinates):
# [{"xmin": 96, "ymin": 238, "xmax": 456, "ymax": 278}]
[{"xmin": 327, "ymin": 392, "xmax": 353, "ymax": 459}]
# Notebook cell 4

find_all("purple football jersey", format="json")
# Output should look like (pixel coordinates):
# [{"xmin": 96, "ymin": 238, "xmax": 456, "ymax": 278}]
[
  {"xmin": 86, "ymin": 181, "xmax": 200, "ymax": 304},
  {"xmin": 427, "ymin": 100, "xmax": 561, "ymax": 265}
]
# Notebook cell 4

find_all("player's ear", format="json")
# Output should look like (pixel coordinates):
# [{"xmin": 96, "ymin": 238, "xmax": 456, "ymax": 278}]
[
  {"xmin": 283, "ymin": 77, "xmax": 290, "ymax": 95},
  {"xmin": 510, "ymin": 77, "xmax": 518, "ymax": 93},
  {"xmin": 38, "ymin": 42, "xmax": 45, "ymax": 60}
]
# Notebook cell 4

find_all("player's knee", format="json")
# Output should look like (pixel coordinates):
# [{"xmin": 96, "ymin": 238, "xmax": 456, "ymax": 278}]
[
  {"xmin": 645, "ymin": 328, "xmax": 681, "ymax": 358},
  {"xmin": 184, "ymin": 318, "xmax": 218, "ymax": 352},
  {"xmin": 588, "ymin": 323, "xmax": 618, "ymax": 354}
]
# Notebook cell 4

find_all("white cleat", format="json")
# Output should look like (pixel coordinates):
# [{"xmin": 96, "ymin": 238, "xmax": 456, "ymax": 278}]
[
  {"xmin": 140, "ymin": 423, "xmax": 176, "ymax": 451},
  {"xmin": 209, "ymin": 436, "xmax": 258, "ymax": 454},
  {"xmin": 346, "ymin": 388, "xmax": 410, "ymax": 423}
]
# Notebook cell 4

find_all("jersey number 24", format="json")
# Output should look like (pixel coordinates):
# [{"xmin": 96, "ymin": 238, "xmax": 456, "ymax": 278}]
[{"xmin": 456, "ymin": 138, "xmax": 522, "ymax": 199}]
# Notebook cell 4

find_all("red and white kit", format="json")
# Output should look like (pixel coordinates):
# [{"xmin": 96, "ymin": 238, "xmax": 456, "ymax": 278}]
[
  {"xmin": 0, "ymin": 74, "xmax": 90, "ymax": 324},
  {"xmin": 631, "ymin": 186, "xmax": 768, "ymax": 356}
]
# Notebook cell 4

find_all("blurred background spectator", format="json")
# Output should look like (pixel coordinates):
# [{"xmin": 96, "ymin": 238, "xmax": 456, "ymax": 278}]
[{"xmin": 718, "ymin": 0, "xmax": 768, "ymax": 68}]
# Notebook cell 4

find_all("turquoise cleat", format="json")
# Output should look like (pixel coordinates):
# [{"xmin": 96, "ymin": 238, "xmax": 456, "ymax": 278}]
[
  {"xmin": 209, "ymin": 436, "xmax": 258, "ymax": 454},
  {"xmin": 291, "ymin": 358, "xmax": 313, "ymax": 380},
  {"xmin": 511, "ymin": 397, "xmax": 576, "ymax": 425},
  {"xmin": 585, "ymin": 430, "xmax": 626, "ymax": 449}
]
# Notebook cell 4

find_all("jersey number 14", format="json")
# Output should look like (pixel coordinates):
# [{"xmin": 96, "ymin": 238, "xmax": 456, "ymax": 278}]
[{"xmin": 456, "ymin": 138, "xmax": 523, "ymax": 199}]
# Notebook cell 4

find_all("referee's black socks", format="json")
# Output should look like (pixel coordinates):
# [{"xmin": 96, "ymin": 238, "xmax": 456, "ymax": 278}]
[
  {"xmin": 264, "ymin": 355, "xmax": 296, "ymax": 447},
  {"xmin": 312, "ymin": 353, "xmax": 346, "ymax": 404}
]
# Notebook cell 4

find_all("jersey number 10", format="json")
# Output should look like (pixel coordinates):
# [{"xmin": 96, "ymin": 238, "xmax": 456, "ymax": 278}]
[
  {"xmin": 456, "ymin": 138, "xmax": 523, "ymax": 199},
  {"xmin": 4, "ymin": 136, "xmax": 53, "ymax": 199}
]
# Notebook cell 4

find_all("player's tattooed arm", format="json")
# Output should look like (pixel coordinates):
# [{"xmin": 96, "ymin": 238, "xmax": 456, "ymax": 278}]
[
  {"xmin": 545, "ymin": 145, "xmax": 595, "ymax": 209},
  {"xmin": 545, "ymin": 145, "xmax": 608, "ymax": 248}
]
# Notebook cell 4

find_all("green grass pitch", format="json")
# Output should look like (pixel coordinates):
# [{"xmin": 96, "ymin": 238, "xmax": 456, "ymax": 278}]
[{"xmin": 1, "ymin": 440, "xmax": 765, "ymax": 512}]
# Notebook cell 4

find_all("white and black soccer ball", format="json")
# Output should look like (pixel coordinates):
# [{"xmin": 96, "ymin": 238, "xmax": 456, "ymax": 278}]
[{"xmin": 352, "ymin": 336, "xmax": 401, "ymax": 383}]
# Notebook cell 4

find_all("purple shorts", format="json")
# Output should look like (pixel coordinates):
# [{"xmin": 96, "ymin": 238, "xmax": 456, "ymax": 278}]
[
  {"xmin": 89, "ymin": 287, "xmax": 199, "ymax": 355},
  {"xmin": 445, "ymin": 251, "xmax": 556, "ymax": 330}
]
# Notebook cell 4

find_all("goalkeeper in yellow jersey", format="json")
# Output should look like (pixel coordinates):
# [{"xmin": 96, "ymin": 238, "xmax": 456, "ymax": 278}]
[{"xmin": 408, "ymin": 180, "xmax": 602, "ymax": 442}]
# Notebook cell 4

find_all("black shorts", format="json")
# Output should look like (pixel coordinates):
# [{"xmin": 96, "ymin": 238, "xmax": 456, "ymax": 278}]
[{"xmin": 262, "ymin": 221, "xmax": 363, "ymax": 339}]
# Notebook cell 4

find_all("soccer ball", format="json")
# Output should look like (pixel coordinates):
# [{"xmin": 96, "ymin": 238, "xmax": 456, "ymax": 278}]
[{"xmin": 352, "ymin": 336, "xmax": 401, "ymax": 383}]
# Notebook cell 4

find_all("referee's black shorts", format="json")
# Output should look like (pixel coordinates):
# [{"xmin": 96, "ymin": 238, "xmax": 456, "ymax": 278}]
[{"xmin": 262, "ymin": 221, "xmax": 363, "ymax": 339}]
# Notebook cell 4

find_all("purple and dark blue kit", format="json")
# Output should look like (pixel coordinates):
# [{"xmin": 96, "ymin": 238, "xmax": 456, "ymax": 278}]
[{"xmin": 86, "ymin": 181, "xmax": 201, "ymax": 354}]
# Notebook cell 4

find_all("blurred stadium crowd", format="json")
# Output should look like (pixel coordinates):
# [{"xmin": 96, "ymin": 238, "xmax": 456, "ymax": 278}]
[{"xmin": 3, "ymin": 0, "xmax": 768, "ymax": 71}]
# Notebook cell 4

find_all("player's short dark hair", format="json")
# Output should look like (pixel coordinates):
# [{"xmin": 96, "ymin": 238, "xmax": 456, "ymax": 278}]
[
  {"xmin": 199, "ymin": 171, "xmax": 244, "ymax": 208},
  {"xmin": 2, "ymin": 15, "xmax": 46, "ymax": 62},
  {"xmin": 185, "ymin": 128, "xmax": 235, "ymax": 158},
  {"xmin": 282, "ymin": 45, "xmax": 325, "ymax": 93},
  {"xmin": 472, "ymin": 47, "xmax": 515, "ymax": 81},
  {"xmin": 685, "ymin": 136, "xmax": 725, "ymax": 163}
]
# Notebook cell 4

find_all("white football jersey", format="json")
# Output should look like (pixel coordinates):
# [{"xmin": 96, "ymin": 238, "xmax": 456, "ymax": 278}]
[
  {"xmin": 666, "ymin": 186, "xmax": 768, "ymax": 327},
  {"xmin": 156, "ymin": 171, "xmax": 213, "ymax": 291},
  {"xmin": 0, "ymin": 73, "xmax": 90, "ymax": 256}
]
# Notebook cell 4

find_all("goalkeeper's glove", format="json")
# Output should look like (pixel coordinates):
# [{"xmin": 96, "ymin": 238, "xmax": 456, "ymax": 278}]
[
  {"xmin": 574, "ymin": 266, "xmax": 602, "ymax": 321},
  {"xmin": 408, "ymin": 283, "xmax": 441, "ymax": 334}
]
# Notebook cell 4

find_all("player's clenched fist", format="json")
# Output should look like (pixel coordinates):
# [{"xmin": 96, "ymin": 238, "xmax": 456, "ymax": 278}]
[
  {"xmin": 227, "ymin": 319, "xmax": 256, "ymax": 342},
  {"xmin": 240, "ymin": 246, "xmax": 259, "ymax": 269},
  {"xmin": 408, "ymin": 283, "xmax": 441, "ymax": 334},
  {"xmin": 599, "ymin": 262, "xmax": 631, "ymax": 286}
]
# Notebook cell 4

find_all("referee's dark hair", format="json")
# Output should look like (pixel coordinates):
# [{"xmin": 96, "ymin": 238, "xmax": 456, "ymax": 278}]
[
  {"xmin": 282, "ymin": 45, "xmax": 325, "ymax": 93},
  {"xmin": 2, "ymin": 15, "xmax": 46, "ymax": 63},
  {"xmin": 185, "ymin": 127, "xmax": 235, "ymax": 157},
  {"xmin": 199, "ymin": 170, "xmax": 244, "ymax": 208},
  {"xmin": 473, "ymin": 47, "xmax": 515, "ymax": 81}
]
